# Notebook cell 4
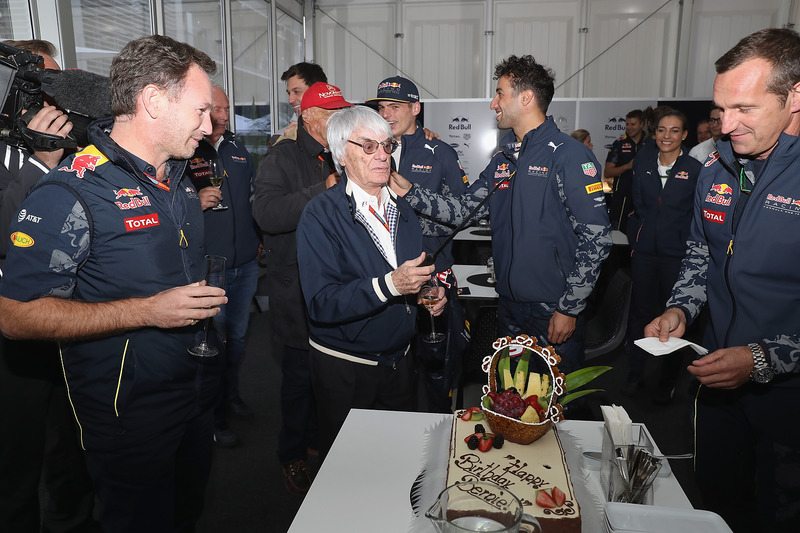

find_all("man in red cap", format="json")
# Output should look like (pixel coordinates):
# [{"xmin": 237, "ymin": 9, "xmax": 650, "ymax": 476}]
[{"xmin": 252, "ymin": 82, "xmax": 352, "ymax": 496}]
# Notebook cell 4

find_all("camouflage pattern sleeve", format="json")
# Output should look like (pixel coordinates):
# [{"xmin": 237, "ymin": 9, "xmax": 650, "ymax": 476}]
[
  {"xmin": 763, "ymin": 336, "xmax": 800, "ymax": 375},
  {"xmin": 0, "ymin": 183, "xmax": 89, "ymax": 302},
  {"xmin": 665, "ymin": 181, "xmax": 710, "ymax": 322},
  {"xmin": 554, "ymin": 157, "xmax": 612, "ymax": 316},
  {"xmin": 405, "ymin": 167, "xmax": 489, "ymax": 226}
]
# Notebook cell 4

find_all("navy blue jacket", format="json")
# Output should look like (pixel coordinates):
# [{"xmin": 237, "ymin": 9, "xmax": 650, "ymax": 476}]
[
  {"xmin": 407, "ymin": 117, "xmax": 611, "ymax": 316},
  {"xmin": 185, "ymin": 132, "xmax": 260, "ymax": 268},
  {"xmin": 0, "ymin": 118, "xmax": 221, "ymax": 449},
  {"xmin": 667, "ymin": 133, "xmax": 800, "ymax": 382},
  {"xmin": 395, "ymin": 122, "xmax": 468, "ymax": 272},
  {"xmin": 630, "ymin": 147, "xmax": 702, "ymax": 258},
  {"xmin": 296, "ymin": 174, "xmax": 422, "ymax": 366}
]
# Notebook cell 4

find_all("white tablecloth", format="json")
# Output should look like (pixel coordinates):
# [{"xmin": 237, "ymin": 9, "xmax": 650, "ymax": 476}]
[{"xmin": 288, "ymin": 409, "xmax": 692, "ymax": 533}]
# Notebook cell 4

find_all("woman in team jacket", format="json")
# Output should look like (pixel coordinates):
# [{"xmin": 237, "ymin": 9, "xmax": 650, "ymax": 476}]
[{"xmin": 624, "ymin": 109, "xmax": 703, "ymax": 403}]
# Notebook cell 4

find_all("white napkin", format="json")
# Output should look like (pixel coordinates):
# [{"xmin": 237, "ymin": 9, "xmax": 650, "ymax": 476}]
[
  {"xmin": 601, "ymin": 405, "xmax": 632, "ymax": 446},
  {"xmin": 634, "ymin": 337, "xmax": 709, "ymax": 357}
]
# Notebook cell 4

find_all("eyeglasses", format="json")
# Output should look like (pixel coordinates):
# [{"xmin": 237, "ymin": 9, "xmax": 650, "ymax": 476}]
[
  {"xmin": 348, "ymin": 139, "xmax": 398, "ymax": 155},
  {"xmin": 709, "ymin": 118, "xmax": 721, "ymax": 124}
]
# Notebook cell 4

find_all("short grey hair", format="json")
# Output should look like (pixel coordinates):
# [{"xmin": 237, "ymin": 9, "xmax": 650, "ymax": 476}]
[{"xmin": 327, "ymin": 106, "xmax": 392, "ymax": 173}]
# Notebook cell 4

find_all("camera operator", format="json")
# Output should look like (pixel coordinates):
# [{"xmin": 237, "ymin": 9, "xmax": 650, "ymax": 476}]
[
  {"xmin": 0, "ymin": 39, "xmax": 74, "ymax": 260},
  {"xmin": 0, "ymin": 39, "xmax": 98, "ymax": 533}
]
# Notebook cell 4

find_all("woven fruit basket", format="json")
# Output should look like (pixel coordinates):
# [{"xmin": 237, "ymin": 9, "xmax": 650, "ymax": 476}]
[{"xmin": 480, "ymin": 335, "xmax": 567, "ymax": 444}]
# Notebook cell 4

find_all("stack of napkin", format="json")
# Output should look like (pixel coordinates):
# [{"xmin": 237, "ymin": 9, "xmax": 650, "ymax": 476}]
[{"xmin": 601, "ymin": 404, "xmax": 632, "ymax": 445}]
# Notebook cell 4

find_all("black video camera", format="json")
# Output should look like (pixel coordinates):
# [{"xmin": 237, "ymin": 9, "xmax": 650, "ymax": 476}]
[{"xmin": 0, "ymin": 41, "xmax": 87, "ymax": 152}]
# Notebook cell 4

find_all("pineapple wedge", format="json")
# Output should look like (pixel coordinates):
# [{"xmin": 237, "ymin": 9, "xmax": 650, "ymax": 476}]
[
  {"xmin": 514, "ymin": 369, "xmax": 526, "ymax": 392},
  {"xmin": 502, "ymin": 368, "xmax": 514, "ymax": 390},
  {"xmin": 520, "ymin": 405, "xmax": 540, "ymax": 423},
  {"xmin": 523, "ymin": 372, "xmax": 541, "ymax": 399}
]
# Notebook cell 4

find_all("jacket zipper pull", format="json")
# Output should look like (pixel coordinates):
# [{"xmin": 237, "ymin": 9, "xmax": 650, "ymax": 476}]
[
  {"xmin": 727, "ymin": 238, "xmax": 734, "ymax": 255},
  {"xmin": 179, "ymin": 229, "xmax": 189, "ymax": 249}
]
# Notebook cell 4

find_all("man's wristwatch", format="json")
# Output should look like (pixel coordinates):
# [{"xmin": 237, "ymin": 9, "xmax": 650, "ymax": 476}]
[{"xmin": 748, "ymin": 343, "xmax": 774, "ymax": 384}]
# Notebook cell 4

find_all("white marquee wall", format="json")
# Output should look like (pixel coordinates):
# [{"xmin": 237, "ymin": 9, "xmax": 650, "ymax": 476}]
[{"xmin": 314, "ymin": 0, "xmax": 797, "ymax": 102}]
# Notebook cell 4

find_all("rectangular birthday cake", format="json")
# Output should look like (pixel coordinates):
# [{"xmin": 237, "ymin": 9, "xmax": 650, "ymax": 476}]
[{"xmin": 448, "ymin": 410, "xmax": 581, "ymax": 533}]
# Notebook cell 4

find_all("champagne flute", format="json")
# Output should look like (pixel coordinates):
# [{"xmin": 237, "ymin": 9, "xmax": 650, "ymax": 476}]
[
  {"xmin": 420, "ymin": 278, "xmax": 445, "ymax": 344},
  {"xmin": 188, "ymin": 255, "xmax": 227, "ymax": 357},
  {"xmin": 209, "ymin": 160, "xmax": 228, "ymax": 211}
]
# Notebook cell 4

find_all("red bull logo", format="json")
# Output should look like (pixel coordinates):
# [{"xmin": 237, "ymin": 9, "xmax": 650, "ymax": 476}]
[
  {"xmin": 115, "ymin": 196, "xmax": 151, "ymax": 210},
  {"xmin": 114, "ymin": 187, "xmax": 143, "ymax": 199},
  {"xmin": 59, "ymin": 154, "xmax": 102, "ymax": 179},
  {"xmin": 710, "ymin": 183, "xmax": 734, "ymax": 195}
]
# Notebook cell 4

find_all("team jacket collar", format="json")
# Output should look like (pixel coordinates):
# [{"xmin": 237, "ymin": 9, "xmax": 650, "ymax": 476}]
[
  {"xmin": 715, "ymin": 132, "xmax": 800, "ymax": 189},
  {"xmin": 88, "ymin": 117, "xmax": 188, "ymax": 189}
]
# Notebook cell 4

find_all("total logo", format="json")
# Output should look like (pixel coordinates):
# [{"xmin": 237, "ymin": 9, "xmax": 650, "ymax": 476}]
[
  {"xmin": 124, "ymin": 213, "xmax": 159, "ymax": 232},
  {"xmin": 703, "ymin": 209, "xmax": 725, "ymax": 224}
]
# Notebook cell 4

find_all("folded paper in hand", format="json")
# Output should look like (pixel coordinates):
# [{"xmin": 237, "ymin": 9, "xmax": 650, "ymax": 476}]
[{"xmin": 634, "ymin": 337, "xmax": 709, "ymax": 357}]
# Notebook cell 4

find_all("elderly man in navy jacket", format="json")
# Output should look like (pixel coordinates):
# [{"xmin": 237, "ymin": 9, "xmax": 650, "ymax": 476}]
[{"xmin": 297, "ymin": 106, "xmax": 445, "ymax": 457}]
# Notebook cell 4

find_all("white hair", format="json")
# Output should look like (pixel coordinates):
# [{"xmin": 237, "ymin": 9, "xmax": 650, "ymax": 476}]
[{"xmin": 326, "ymin": 106, "xmax": 392, "ymax": 173}]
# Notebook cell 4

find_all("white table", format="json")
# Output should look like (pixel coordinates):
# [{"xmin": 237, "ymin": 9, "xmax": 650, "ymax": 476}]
[
  {"xmin": 453, "ymin": 226, "xmax": 492, "ymax": 242},
  {"xmin": 452, "ymin": 264, "xmax": 499, "ymax": 300},
  {"xmin": 288, "ymin": 409, "xmax": 692, "ymax": 533}
]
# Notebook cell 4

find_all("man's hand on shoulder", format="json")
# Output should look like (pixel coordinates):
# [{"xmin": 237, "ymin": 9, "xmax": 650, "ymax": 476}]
[
  {"xmin": 423, "ymin": 128, "xmax": 440, "ymax": 141},
  {"xmin": 283, "ymin": 121, "xmax": 298, "ymax": 138},
  {"xmin": 145, "ymin": 283, "xmax": 227, "ymax": 329},
  {"xmin": 687, "ymin": 346, "xmax": 753, "ymax": 389},
  {"xmin": 389, "ymin": 170, "xmax": 412, "ymax": 197},
  {"xmin": 644, "ymin": 307, "xmax": 687, "ymax": 342},
  {"xmin": 391, "ymin": 252, "xmax": 435, "ymax": 295},
  {"xmin": 325, "ymin": 172, "xmax": 340, "ymax": 189}
]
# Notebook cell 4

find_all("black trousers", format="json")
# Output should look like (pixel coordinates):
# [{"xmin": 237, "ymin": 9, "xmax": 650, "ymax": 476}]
[
  {"xmin": 0, "ymin": 338, "xmax": 97, "ymax": 533},
  {"xmin": 309, "ymin": 346, "xmax": 416, "ymax": 459},
  {"xmin": 82, "ymin": 409, "xmax": 214, "ymax": 533},
  {"xmin": 695, "ymin": 384, "xmax": 800, "ymax": 533},
  {"xmin": 627, "ymin": 252, "xmax": 685, "ymax": 385}
]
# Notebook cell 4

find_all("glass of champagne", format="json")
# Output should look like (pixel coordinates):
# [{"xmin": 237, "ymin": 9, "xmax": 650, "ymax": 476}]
[
  {"xmin": 420, "ymin": 277, "xmax": 445, "ymax": 344},
  {"xmin": 188, "ymin": 255, "xmax": 227, "ymax": 357},
  {"xmin": 209, "ymin": 160, "xmax": 228, "ymax": 211}
]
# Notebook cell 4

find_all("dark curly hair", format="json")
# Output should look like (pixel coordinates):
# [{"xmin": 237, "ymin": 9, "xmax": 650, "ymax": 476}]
[
  {"xmin": 715, "ymin": 28, "xmax": 800, "ymax": 107},
  {"xmin": 494, "ymin": 55, "xmax": 555, "ymax": 113},
  {"xmin": 110, "ymin": 35, "xmax": 216, "ymax": 118}
]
